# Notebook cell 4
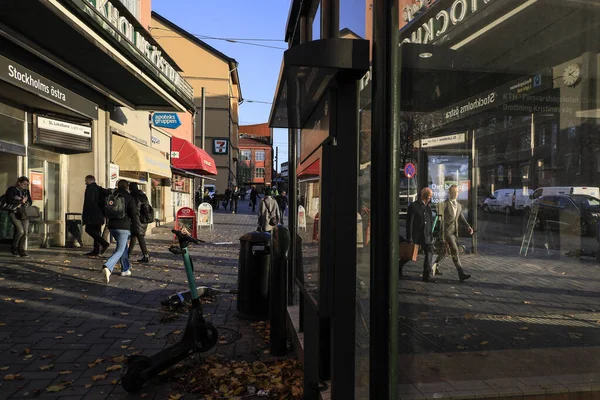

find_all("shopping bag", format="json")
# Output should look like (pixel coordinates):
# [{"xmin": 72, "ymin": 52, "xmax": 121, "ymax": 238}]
[{"xmin": 399, "ymin": 242, "xmax": 419, "ymax": 261}]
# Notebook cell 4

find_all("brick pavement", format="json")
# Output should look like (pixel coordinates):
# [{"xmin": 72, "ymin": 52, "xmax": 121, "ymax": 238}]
[{"xmin": 0, "ymin": 204, "xmax": 289, "ymax": 399}]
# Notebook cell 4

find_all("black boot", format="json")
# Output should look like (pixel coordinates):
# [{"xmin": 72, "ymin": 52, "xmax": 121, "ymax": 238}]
[
  {"xmin": 138, "ymin": 255, "xmax": 149, "ymax": 263},
  {"xmin": 10, "ymin": 247, "xmax": 19, "ymax": 257},
  {"xmin": 457, "ymin": 267, "xmax": 471, "ymax": 282}
]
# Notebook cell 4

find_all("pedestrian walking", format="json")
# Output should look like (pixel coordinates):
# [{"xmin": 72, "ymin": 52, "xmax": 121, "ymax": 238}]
[
  {"xmin": 276, "ymin": 190, "xmax": 289, "ymax": 217},
  {"xmin": 4, "ymin": 176, "xmax": 32, "ymax": 257},
  {"xmin": 406, "ymin": 187, "xmax": 435, "ymax": 282},
  {"xmin": 101, "ymin": 179, "xmax": 140, "ymax": 283},
  {"xmin": 127, "ymin": 182, "xmax": 151, "ymax": 263},
  {"xmin": 82, "ymin": 175, "xmax": 110, "ymax": 256},
  {"xmin": 250, "ymin": 185, "xmax": 260, "ymax": 213},
  {"xmin": 223, "ymin": 186, "xmax": 232, "ymax": 210},
  {"xmin": 258, "ymin": 188, "xmax": 282, "ymax": 232},
  {"xmin": 432, "ymin": 185, "xmax": 472, "ymax": 282},
  {"xmin": 231, "ymin": 186, "xmax": 240, "ymax": 214}
]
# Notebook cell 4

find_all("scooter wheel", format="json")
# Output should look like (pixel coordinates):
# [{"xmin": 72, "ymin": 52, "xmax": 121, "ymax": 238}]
[
  {"xmin": 198, "ymin": 322, "xmax": 219, "ymax": 352},
  {"xmin": 122, "ymin": 357, "xmax": 151, "ymax": 393}
]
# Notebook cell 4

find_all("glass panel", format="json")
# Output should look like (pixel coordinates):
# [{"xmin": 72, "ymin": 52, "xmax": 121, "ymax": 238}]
[
  {"xmin": 0, "ymin": 112, "xmax": 25, "ymax": 146},
  {"xmin": 151, "ymin": 178, "xmax": 162, "ymax": 221},
  {"xmin": 47, "ymin": 162, "xmax": 60, "ymax": 221},
  {"xmin": 0, "ymin": 153, "xmax": 19, "ymax": 241},
  {"xmin": 397, "ymin": 1, "xmax": 600, "ymax": 395},
  {"xmin": 356, "ymin": 76, "xmax": 371, "ymax": 399}
]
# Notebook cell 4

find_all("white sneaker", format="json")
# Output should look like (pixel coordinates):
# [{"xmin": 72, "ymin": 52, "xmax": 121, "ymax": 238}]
[
  {"xmin": 102, "ymin": 267, "xmax": 111, "ymax": 283},
  {"xmin": 121, "ymin": 270, "xmax": 131, "ymax": 277}
]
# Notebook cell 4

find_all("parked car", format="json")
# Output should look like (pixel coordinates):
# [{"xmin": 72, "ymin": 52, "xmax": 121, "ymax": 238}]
[
  {"xmin": 534, "ymin": 194, "xmax": 600, "ymax": 236},
  {"xmin": 523, "ymin": 186, "xmax": 600, "ymax": 215},
  {"xmin": 483, "ymin": 188, "xmax": 533, "ymax": 215}
]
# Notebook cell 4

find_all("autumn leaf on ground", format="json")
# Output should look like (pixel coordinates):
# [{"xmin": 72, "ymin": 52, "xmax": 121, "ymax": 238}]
[
  {"xmin": 519, "ymin": 326, "xmax": 529, "ymax": 330},
  {"xmin": 91, "ymin": 373, "xmax": 108, "ymax": 382},
  {"xmin": 41, "ymin": 354, "xmax": 54, "ymax": 359},
  {"xmin": 4, "ymin": 373, "xmax": 22, "ymax": 380},
  {"xmin": 106, "ymin": 365, "xmax": 122, "ymax": 372},
  {"xmin": 39, "ymin": 364, "xmax": 54, "ymax": 371},
  {"xmin": 59, "ymin": 370, "xmax": 72, "ymax": 375},
  {"xmin": 43, "ymin": 288, "xmax": 53, "ymax": 291},
  {"xmin": 168, "ymin": 394, "xmax": 182, "ymax": 400},
  {"xmin": 66, "ymin": 330, "xmax": 75, "ymax": 334},
  {"xmin": 55, "ymin": 336, "xmax": 64, "ymax": 340},
  {"xmin": 23, "ymin": 348, "xmax": 31, "ymax": 355},
  {"xmin": 480, "ymin": 341, "xmax": 489, "ymax": 345},
  {"xmin": 144, "ymin": 332, "xmax": 156, "ymax": 337},
  {"xmin": 88, "ymin": 359, "xmax": 103, "ymax": 368},
  {"xmin": 45, "ymin": 384, "xmax": 68, "ymax": 392},
  {"xmin": 111, "ymin": 324, "xmax": 127, "ymax": 329},
  {"xmin": 85, "ymin": 384, "xmax": 92, "ymax": 388},
  {"xmin": 523, "ymin": 300, "xmax": 531, "ymax": 304},
  {"xmin": 0, "ymin": 323, "xmax": 5, "ymax": 326},
  {"xmin": 14, "ymin": 299, "xmax": 25, "ymax": 304},
  {"xmin": 23, "ymin": 355, "xmax": 33, "ymax": 360},
  {"xmin": 0, "ymin": 367, "xmax": 8, "ymax": 371},
  {"xmin": 111, "ymin": 356, "xmax": 126, "ymax": 363},
  {"xmin": 464, "ymin": 313, "xmax": 474, "ymax": 319}
]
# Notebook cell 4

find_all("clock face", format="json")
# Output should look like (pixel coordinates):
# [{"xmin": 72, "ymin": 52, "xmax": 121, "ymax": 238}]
[{"xmin": 562, "ymin": 63, "xmax": 581, "ymax": 87}]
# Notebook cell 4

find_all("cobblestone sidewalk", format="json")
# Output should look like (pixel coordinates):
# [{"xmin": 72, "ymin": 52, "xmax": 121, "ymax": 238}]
[{"xmin": 0, "ymin": 205, "xmax": 288, "ymax": 399}]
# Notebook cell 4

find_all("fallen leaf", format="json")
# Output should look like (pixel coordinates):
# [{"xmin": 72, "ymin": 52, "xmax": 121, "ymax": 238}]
[
  {"xmin": 144, "ymin": 332, "xmax": 155, "ymax": 337},
  {"xmin": 41, "ymin": 354, "xmax": 54, "ymax": 359},
  {"xmin": 4, "ymin": 374, "xmax": 21, "ymax": 380},
  {"xmin": 59, "ymin": 370, "xmax": 72, "ymax": 375},
  {"xmin": 111, "ymin": 324, "xmax": 127, "ymax": 329},
  {"xmin": 523, "ymin": 301, "xmax": 531, "ymax": 304},
  {"xmin": 106, "ymin": 365, "xmax": 122, "ymax": 372},
  {"xmin": 14, "ymin": 299, "xmax": 25, "ymax": 304},
  {"xmin": 91, "ymin": 373, "xmax": 108, "ymax": 382},
  {"xmin": 54, "ymin": 336, "xmax": 64, "ymax": 340},
  {"xmin": 456, "ymin": 345, "xmax": 466, "ymax": 350},
  {"xmin": 3, "ymin": 298, "xmax": 12, "ymax": 301},
  {"xmin": 24, "ymin": 355, "xmax": 33, "ymax": 360},
  {"xmin": 66, "ymin": 331, "xmax": 75, "ymax": 334},
  {"xmin": 111, "ymin": 379, "xmax": 118, "ymax": 385},
  {"xmin": 464, "ymin": 313, "xmax": 473, "ymax": 319},
  {"xmin": 39, "ymin": 364, "xmax": 54, "ymax": 371},
  {"xmin": 111, "ymin": 356, "xmax": 126, "ymax": 363},
  {"xmin": 45, "ymin": 384, "xmax": 67, "ymax": 392},
  {"xmin": 43, "ymin": 288, "xmax": 53, "ymax": 291},
  {"xmin": 120, "ymin": 312, "xmax": 129, "ymax": 316},
  {"xmin": 519, "ymin": 326, "xmax": 529, "ymax": 330},
  {"xmin": 0, "ymin": 323, "xmax": 5, "ymax": 326},
  {"xmin": 87, "ymin": 359, "xmax": 103, "ymax": 368},
  {"xmin": 23, "ymin": 348, "xmax": 31, "ymax": 355},
  {"xmin": 171, "ymin": 330, "xmax": 182, "ymax": 335},
  {"xmin": 85, "ymin": 384, "xmax": 92, "ymax": 388},
  {"xmin": 0, "ymin": 367, "xmax": 8, "ymax": 371},
  {"xmin": 480, "ymin": 341, "xmax": 489, "ymax": 345},
  {"xmin": 168, "ymin": 395, "xmax": 182, "ymax": 400}
]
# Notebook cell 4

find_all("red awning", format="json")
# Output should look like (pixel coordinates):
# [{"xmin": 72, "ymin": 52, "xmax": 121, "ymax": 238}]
[
  {"xmin": 298, "ymin": 159, "xmax": 320, "ymax": 177},
  {"xmin": 170, "ymin": 136, "xmax": 217, "ymax": 175}
]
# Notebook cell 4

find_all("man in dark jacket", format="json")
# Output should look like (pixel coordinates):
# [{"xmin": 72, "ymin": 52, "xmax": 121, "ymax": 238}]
[
  {"xmin": 406, "ymin": 187, "xmax": 435, "ymax": 282},
  {"xmin": 223, "ymin": 186, "xmax": 232, "ymax": 209},
  {"xmin": 128, "ymin": 182, "xmax": 150, "ymax": 263},
  {"xmin": 82, "ymin": 175, "xmax": 110, "ymax": 256},
  {"xmin": 276, "ymin": 191, "xmax": 289, "ymax": 217},
  {"xmin": 250, "ymin": 185, "xmax": 260, "ymax": 213},
  {"xmin": 231, "ymin": 186, "xmax": 240, "ymax": 214},
  {"xmin": 101, "ymin": 179, "xmax": 140, "ymax": 284}
]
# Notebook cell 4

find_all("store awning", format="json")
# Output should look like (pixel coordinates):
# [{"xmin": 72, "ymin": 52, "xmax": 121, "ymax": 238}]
[
  {"xmin": 171, "ymin": 167, "xmax": 217, "ymax": 181},
  {"xmin": 170, "ymin": 136, "xmax": 218, "ymax": 176},
  {"xmin": 298, "ymin": 159, "xmax": 320, "ymax": 177},
  {"xmin": 112, "ymin": 135, "xmax": 171, "ymax": 178}
]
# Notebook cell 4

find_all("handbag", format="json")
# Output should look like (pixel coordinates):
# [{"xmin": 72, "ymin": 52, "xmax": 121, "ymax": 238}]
[
  {"xmin": 16, "ymin": 205, "xmax": 41, "ymax": 220},
  {"xmin": 399, "ymin": 242, "xmax": 419, "ymax": 261},
  {"xmin": 0, "ymin": 195, "xmax": 19, "ymax": 212}
]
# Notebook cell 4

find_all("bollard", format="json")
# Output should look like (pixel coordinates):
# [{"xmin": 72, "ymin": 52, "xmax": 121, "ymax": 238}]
[{"xmin": 269, "ymin": 224, "xmax": 291, "ymax": 356}]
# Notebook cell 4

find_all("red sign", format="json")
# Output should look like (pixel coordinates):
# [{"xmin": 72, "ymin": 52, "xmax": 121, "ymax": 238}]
[
  {"xmin": 175, "ymin": 207, "xmax": 197, "ymax": 239},
  {"xmin": 30, "ymin": 171, "xmax": 44, "ymax": 201},
  {"xmin": 404, "ymin": 163, "xmax": 416, "ymax": 178}
]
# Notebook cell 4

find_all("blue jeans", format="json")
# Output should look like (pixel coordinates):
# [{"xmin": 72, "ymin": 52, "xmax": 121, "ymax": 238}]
[{"xmin": 104, "ymin": 229, "xmax": 131, "ymax": 273}]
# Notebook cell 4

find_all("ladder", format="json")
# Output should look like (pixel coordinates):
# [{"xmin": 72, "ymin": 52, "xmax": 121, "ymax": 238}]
[{"xmin": 520, "ymin": 203, "xmax": 540, "ymax": 257}]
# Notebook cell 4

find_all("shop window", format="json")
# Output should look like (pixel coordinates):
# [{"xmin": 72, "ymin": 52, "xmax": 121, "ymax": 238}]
[
  {"xmin": 255, "ymin": 150, "xmax": 265, "ymax": 161},
  {"xmin": 240, "ymin": 149, "xmax": 251, "ymax": 161},
  {"xmin": 255, "ymin": 167, "xmax": 265, "ymax": 178},
  {"xmin": 171, "ymin": 174, "xmax": 190, "ymax": 193}
]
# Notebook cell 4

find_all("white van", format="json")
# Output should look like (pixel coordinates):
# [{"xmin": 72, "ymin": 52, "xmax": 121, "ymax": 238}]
[
  {"xmin": 530, "ymin": 186, "xmax": 600, "ymax": 200},
  {"xmin": 483, "ymin": 188, "xmax": 533, "ymax": 215}
]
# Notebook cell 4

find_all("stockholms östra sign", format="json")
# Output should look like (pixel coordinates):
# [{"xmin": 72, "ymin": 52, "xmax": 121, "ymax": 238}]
[{"xmin": 0, "ymin": 54, "xmax": 98, "ymax": 119}]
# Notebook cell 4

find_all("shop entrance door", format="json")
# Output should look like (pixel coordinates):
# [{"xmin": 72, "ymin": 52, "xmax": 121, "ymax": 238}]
[{"xmin": 28, "ymin": 157, "xmax": 61, "ymax": 247}]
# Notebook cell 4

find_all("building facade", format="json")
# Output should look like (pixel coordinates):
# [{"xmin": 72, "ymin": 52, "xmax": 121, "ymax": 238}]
[
  {"xmin": 151, "ymin": 13, "xmax": 242, "ymax": 194},
  {"xmin": 237, "ymin": 137, "xmax": 273, "ymax": 190},
  {"xmin": 0, "ymin": 0, "xmax": 195, "ymax": 247}
]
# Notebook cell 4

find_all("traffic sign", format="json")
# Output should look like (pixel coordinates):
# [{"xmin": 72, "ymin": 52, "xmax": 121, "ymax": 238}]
[{"xmin": 404, "ymin": 163, "xmax": 416, "ymax": 178}]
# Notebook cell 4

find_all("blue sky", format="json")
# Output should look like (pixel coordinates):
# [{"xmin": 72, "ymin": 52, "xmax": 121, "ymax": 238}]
[{"xmin": 152, "ymin": 0, "xmax": 365, "ymax": 169}]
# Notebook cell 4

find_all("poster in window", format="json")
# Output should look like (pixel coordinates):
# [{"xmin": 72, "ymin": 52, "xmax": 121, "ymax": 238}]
[{"xmin": 30, "ymin": 171, "xmax": 44, "ymax": 201}]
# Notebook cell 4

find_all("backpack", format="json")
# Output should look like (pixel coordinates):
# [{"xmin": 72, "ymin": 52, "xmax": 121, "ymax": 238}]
[
  {"xmin": 139, "ymin": 202, "xmax": 154, "ymax": 224},
  {"xmin": 104, "ymin": 191, "xmax": 126, "ymax": 219}
]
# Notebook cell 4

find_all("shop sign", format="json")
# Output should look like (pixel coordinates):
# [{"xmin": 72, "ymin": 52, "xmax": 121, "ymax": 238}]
[
  {"xmin": 213, "ymin": 138, "xmax": 229, "ymax": 155},
  {"xmin": 0, "ymin": 55, "xmax": 98, "ymax": 119},
  {"xmin": 418, "ymin": 132, "xmax": 466, "ymax": 148},
  {"xmin": 82, "ymin": 0, "xmax": 193, "ymax": 101},
  {"xmin": 400, "ymin": 0, "xmax": 495, "ymax": 45},
  {"xmin": 197, "ymin": 202, "xmax": 214, "ymax": 229},
  {"xmin": 38, "ymin": 117, "xmax": 91, "ymax": 138},
  {"xmin": 152, "ymin": 113, "xmax": 181, "ymax": 129}
]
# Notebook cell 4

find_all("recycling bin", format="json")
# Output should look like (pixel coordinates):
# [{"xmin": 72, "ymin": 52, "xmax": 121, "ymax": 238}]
[{"xmin": 237, "ymin": 231, "xmax": 271, "ymax": 319}]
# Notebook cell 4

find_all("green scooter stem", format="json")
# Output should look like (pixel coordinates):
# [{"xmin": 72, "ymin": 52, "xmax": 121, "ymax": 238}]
[{"xmin": 181, "ymin": 248, "xmax": 200, "ymax": 301}]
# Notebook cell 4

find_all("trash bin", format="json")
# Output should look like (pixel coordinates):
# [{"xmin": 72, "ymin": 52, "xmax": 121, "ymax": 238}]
[
  {"xmin": 65, "ymin": 213, "xmax": 83, "ymax": 248},
  {"xmin": 237, "ymin": 231, "xmax": 271, "ymax": 319}
]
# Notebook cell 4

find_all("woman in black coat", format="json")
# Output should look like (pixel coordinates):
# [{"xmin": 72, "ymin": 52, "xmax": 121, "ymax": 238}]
[
  {"xmin": 5, "ymin": 176, "xmax": 32, "ymax": 257},
  {"xmin": 127, "ymin": 182, "xmax": 150, "ymax": 263}
]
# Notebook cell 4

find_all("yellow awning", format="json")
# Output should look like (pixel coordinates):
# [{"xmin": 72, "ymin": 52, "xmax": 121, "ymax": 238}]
[{"xmin": 112, "ymin": 135, "xmax": 171, "ymax": 178}]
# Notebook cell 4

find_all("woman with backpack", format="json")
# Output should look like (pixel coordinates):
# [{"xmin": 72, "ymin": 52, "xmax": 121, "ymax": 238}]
[
  {"xmin": 3, "ymin": 176, "xmax": 32, "ymax": 257},
  {"xmin": 127, "ymin": 182, "xmax": 152, "ymax": 263}
]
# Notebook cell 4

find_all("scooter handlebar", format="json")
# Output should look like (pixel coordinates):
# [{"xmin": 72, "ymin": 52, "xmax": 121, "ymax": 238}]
[{"xmin": 172, "ymin": 229, "xmax": 205, "ymax": 244}]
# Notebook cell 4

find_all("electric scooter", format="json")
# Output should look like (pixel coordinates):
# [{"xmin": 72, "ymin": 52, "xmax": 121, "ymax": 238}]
[{"xmin": 121, "ymin": 229, "xmax": 219, "ymax": 393}]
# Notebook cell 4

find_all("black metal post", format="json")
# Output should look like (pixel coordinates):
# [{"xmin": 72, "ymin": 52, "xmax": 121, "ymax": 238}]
[
  {"xmin": 370, "ymin": 0, "xmax": 399, "ymax": 399},
  {"xmin": 270, "ymin": 225, "xmax": 290, "ymax": 356}
]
